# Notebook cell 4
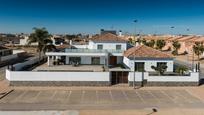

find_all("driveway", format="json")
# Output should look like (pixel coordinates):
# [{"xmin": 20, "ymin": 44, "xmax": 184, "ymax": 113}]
[{"xmin": 0, "ymin": 89, "xmax": 203, "ymax": 110}]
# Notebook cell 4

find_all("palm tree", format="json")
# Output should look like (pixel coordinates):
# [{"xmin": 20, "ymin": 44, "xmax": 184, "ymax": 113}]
[
  {"xmin": 156, "ymin": 40, "xmax": 166, "ymax": 50},
  {"xmin": 176, "ymin": 65, "xmax": 188, "ymax": 75},
  {"xmin": 151, "ymin": 64, "xmax": 167, "ymax": 76},
  {"xmin": 172, "ymin": 41, "xmax": 181, "ymax": 55},
  {"xmin": 27, "ymin": 27, "xmax": 56, "ymax": 62},
  {"xmin": 193, "ymin": 42, "xmax": 204, "ymax": 61},
  {"xmin": 145, "ymin": 40, "xmax": 155, "ymax": 48}
]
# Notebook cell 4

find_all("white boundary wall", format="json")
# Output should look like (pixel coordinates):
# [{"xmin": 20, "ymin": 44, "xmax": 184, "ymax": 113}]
[
  {"xmin": 6, "ymin": 70, "xmax": 110, "ymax": 82},
  {"xmin": 128, "ymin": 72, "xmax": 199, "ymax": 82}
]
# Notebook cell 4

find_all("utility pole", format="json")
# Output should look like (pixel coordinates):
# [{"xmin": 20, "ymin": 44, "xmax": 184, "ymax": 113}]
[
  {"xmin": 133, "ymin": 20, "xmax": 137, "ymax": 89},
  {"xmin": 134, "ymin": 20, "xmax": 138, "ymax": 45}
]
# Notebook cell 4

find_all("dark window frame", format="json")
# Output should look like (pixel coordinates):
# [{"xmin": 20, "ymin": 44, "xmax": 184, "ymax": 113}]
[{"xmin": 116, "ymin": 45, "xmax": 122, "ymax": 50}]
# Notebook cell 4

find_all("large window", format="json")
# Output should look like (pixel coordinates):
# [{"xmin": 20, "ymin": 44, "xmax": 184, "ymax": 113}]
[
  {"xmin": 116, "ymin": 45, "xmax": 121, "ymax": 50},
  {"xmin": 97, "ymin": 45, "xmax": 103, "ymax": 50},
  {"xmin": 135, "ymin": 62, "xmax": 145, "ymax": 72},
  {"xmin": 91, "ymin": 57, "xmax": 100, "ymax": 65},
  {"xmin": 157, "ymin": 62, "xmax": 167, "ymax": 67},
  {"xmin": 69, "ymin": 57, "xmax": 81, "ymax": 64}
]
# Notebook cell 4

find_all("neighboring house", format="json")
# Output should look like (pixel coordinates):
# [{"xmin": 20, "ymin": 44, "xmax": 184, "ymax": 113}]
[
  {"xmin": 0, "ymin": 47, "xmax": 18, "ymax": 63},
  {"xmin": 177, "ymin": 36, "xmax": 195, "ymax": 54},
  {"xmin": 123, "ymin": 45, "xmax": 174, "ymax": 72},
  {"xmin": 19, "ymin": 35, "xmax": 38, "ymax": 46}
]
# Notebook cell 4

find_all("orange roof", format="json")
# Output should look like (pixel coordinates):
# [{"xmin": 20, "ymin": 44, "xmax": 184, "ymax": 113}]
[
  {"xmin": 56, "ymin": 44, "xmax": 71, "ymax": 49},
  {"xmin": 90, "ymin": 33, "xmax": 126, "ymax": 42},
  {"xmin": 187, "ymin": 36, "xmax": 204, "ymax": 42},
  {"xmin": 124, "ymin": 45, "xmax": 172, "ymax": 58},
  {"xmin": 192, "ymin": 36, "xmax": 204, "ymax": 42},
  {"xmin": 143, "ymin": 36, "xmax": 166, "ymax": 41},
  {"xmin": 166, "ymin": 36, "xmax": 183, "ymax": 41},
  {"xmin": 177, "ymin": 36, "xmax": 195, "ymax": 42}
]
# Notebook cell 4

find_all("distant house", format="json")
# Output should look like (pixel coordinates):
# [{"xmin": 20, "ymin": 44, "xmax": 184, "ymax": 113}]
[{"xmin": 123, "ymin": 45, "xmax": 174, "ymax": 72}]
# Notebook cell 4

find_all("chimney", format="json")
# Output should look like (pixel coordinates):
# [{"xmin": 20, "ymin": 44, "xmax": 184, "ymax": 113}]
[
  {"xmin": 119, "ymin": 30, "xmax": 122, "ymax": 37},
  {"xmin": 69, "ymin": 40, "xmax": 72, "ymax": 45}
]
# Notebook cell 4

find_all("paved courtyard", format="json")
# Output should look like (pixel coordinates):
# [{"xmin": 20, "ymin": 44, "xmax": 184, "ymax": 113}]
[{"xmin": 0, "ymin": 89, "xmax": 203, "ymax": 110}]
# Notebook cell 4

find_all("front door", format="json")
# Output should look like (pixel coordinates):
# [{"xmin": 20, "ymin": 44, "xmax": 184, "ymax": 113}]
[{"xmin": 109, "ymin": 56, "xmax": 117, "ymax": 66}]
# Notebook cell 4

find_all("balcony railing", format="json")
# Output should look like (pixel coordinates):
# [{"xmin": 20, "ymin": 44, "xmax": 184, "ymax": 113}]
[{"xmin": 65, "ymin": 49, "xmax": 123, "ymax": 53}]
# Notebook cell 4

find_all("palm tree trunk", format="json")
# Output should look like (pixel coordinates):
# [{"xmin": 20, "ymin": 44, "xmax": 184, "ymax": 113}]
[{"xmin": 39, "ymin": 51, "xmax": 41, "ymax": 64}]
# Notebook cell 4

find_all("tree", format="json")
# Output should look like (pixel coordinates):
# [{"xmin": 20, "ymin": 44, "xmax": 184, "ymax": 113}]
[
  {"xmin": 156, "ymin": 40, "xmax": 166, "ymax": 50},
  {"xmin": 141, "ymin": 39, "xmax": 146, "ymax": 45},
  {"xmin": 176, "ymin": 65, "xmax": 188, "ymax": 75},
  {"xmin": 172, "ymin": 41, "xmax": 181, "ymax": 55},
  {"xmin": 151, "ymin": 64, "xmax": 167, "ymax": 75},
  {"xmin": 27, "ymin": 27, "xmax": 56, "ymax": 62},
  {"xmin": 128, "ymin": 38, "xmax": 133, "ymax": 44},
  {"xmin": 145, "ymin": 40, "xmax": 155, "ymax": 48},
  {"xmin": 193, "ymin": 42, "xmax": 204, "ymax": 61}
]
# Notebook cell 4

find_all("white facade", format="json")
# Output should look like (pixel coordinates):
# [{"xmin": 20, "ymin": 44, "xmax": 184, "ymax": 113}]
[
  {"xmin": 19, "ymin": 36, "xmax": 38, "ymax": 46},
  {"xmin": 123, "ymin": 57, "xmax": 174, "ymax": 72},
  {"xmin": 65, "ymin": 56, "xmax": 106, "ymax": 65},
  {"xmin": 88, "ymin": 40, "xmax": 127, "ymax": 51}
]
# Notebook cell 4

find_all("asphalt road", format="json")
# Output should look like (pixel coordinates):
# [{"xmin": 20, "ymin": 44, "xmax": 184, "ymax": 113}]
[{"xmin": 0, "ymin": 89, "xmax": 203, "ymax": 110}]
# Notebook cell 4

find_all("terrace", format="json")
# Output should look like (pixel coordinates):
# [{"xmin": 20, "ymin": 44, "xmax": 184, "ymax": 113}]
[{"xmin": 33, "ymin": 64, "xmax": 106, "ymax": 72}]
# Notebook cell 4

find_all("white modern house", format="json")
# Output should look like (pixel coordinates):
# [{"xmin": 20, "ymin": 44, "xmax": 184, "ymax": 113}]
[
  {"xmin": 5, "ymin": 33, "xmax": 200, "ymax": 86},
  {"xmin": 46, "ymin": 33, "xmax": 126, "ymax": 67}
]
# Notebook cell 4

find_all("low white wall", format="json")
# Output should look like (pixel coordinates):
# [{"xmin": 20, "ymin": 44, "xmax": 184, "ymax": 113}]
[
  {"xmin": 128, "ymin": 72, "xmax": 199, "ymax": 82},
  {"xmin": 1, "ymin": 54, "xmax": 18, "ymax": 62},
  {"xmin": 6, "ymin": 70, "xmax": 110, "ymax": 81},
  {"xmin": 12, "ymin": 50, "xmax": 25, "ymax": 54}
]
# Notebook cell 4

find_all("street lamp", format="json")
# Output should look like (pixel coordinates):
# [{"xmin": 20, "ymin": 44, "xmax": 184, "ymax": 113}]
[
  {"xmin": 186, "ymin": 28, "xmax": 190, "ymax": 68},
  {"xmin": 133, "ymin": 19, "xmax": 138, "ymax": 89},
  {"xmin": 170, "ymin": 26, "xmax": 175, "ymax": 36},
  {"xmin": 134, "ymin": 20, "xmax": 138, "ymax": 44}
]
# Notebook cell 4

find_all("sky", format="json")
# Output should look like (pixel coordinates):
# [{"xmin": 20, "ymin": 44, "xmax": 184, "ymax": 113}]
[{"xmin": 0, "ymin": 0, "xmax": 204, "ymax": 35}]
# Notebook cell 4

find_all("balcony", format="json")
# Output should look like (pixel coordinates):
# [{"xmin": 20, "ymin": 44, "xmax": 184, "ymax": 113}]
[{"xmin": 65, "ymin": 49, "xmax": 124, "ymax": 53}]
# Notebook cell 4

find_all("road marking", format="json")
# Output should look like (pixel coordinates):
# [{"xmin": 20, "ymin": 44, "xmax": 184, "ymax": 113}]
[
  {"xmin": 147, "ymin": 90, "xmax": 160, "ymax": 103},
  {"xmin": 33, "ymin": 91, "xmax": 41, "ymax": 101},
  {"xmin": 81, "ymin": 90, "xmax": 85, "ymax": 103},
  {"xmin": 160, "ymin": 90, "xmax": 177, "ymax": 104},
  {"xmin": 122, "ymin": 90, "xmax": 129, "ymax": 102},
  {"xmin": 66, "ymin": 90, "xmax": 72, "ymax": 103},
  {"xmin": 185, "ymin": 89, "xmax": 204, "ymax": 103},
  {"xmin": 96, "ymin": 90, "xmax": 99, "ymax": 104},
  {"xmin": 51, "ymin": 91, "xmax": 57, "ymax": 100},
  {"xmin": 109, "ymin": 90, "xmax": 114, "ymax": 103},
  {"xmin": 135, "ymin": 90, "xmax": 145, "ymax": 103},
  {"xmin": 12, "ymin": 91, "xmax": 27, "ymax": 102}
]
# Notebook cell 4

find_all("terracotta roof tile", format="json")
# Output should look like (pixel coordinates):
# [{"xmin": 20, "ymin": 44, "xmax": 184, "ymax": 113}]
[
  {"xmin": 90, "ymin": 33, "xmax": 126, "ymax": 42},
  {"xmin": 124, "ymin": 45, "xmax": 172, "ymax": 58},
  {"xmin": 177, "ymin": 36, "xmax": 195, "ymax": 42}
]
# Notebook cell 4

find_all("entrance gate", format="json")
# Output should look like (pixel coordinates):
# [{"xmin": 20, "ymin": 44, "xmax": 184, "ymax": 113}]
[{"xmin": 111, "ymin": 71, "xmax": 129, "ymax": 85}]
